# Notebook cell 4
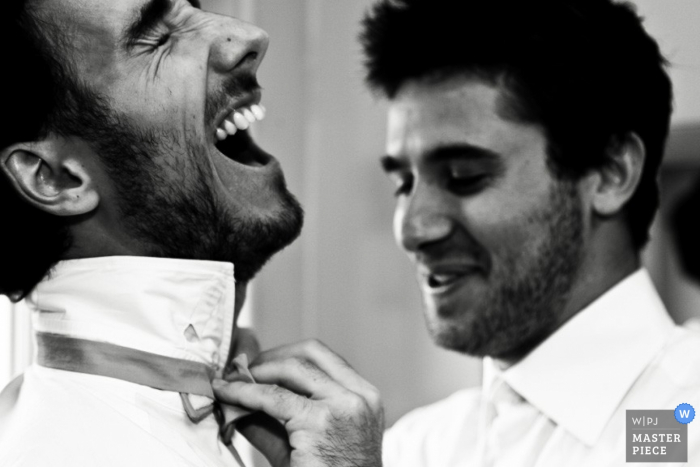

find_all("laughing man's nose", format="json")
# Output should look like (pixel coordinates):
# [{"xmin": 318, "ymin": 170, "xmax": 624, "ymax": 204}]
[{"xmin": 209, "ymin": 17, "xmax": 269, "ymax": 74}]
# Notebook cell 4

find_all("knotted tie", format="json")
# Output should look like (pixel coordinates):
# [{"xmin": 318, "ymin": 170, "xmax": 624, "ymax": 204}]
[{"xmin": 35, "ymin": 332, "xmax": 254, "ymax": 461}]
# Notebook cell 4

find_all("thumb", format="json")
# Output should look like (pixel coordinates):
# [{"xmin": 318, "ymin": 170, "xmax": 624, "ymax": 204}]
[{"xmin": 237, "ymin": 412, "xmax": 291, "ymax": 467}]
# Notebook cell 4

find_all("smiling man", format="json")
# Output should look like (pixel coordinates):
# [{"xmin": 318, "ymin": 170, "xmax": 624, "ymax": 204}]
[
  {"xmin": 0, "ymin": 1, "xmax": 382, "ymax": 466},
  {"xmin": 362, "ymin": 0, "xmax": 700, "ymax": 465}
]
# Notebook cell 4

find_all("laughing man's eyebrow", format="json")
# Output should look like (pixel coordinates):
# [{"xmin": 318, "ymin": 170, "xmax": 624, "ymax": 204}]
[
  {"xmin": 124, "ymin": 0, "xmax": 202, "ymax": 47},
  {"xmin": 125, "ymin": 0, "xmax": 174, "ymax": 47}
]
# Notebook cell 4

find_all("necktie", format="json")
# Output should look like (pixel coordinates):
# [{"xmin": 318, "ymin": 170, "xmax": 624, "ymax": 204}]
[{"xmin": 34, "ymin": 332, "xmax": 254, "ymax": 461}]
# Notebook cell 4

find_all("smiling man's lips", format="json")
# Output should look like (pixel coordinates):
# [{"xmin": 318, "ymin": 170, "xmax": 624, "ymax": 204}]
[
  {"xmin": 428, "ymin": 273, "xmax": 463, "ymax": 288},
  {"xmin": 418, "ymin": 263, "xmax": 482, "ymax": 292}
]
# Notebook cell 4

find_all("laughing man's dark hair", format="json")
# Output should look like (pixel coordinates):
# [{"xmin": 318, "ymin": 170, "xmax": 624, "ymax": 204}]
[
  {"xmin": 360, "ymin": 0, "xmax": 673, "ymax": 251},
  {"xmin": 1, "ymin": 1, "xmax": 111, "ymax": 300}
]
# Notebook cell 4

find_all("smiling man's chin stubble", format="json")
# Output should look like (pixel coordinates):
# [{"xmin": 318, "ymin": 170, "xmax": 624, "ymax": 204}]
[{"xmin": 425, "ymin": 178, "xmax": 584, "ymax": 362}]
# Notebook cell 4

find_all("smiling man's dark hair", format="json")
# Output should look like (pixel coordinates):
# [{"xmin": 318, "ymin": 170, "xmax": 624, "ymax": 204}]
[{"xmin": 361, "ymin": 0, "xmax": 672, "ymax": 251}]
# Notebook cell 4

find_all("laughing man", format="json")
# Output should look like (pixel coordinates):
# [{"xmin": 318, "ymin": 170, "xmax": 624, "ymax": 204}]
[{"xmin": 0, "ymin": 1, "xmax": 382, "ymax": 466}]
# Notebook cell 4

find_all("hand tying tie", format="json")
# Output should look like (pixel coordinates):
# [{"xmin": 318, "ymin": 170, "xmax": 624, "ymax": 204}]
[{"xmin": 179, "ymin": 353, "xmax": 255, "ymax": 445}]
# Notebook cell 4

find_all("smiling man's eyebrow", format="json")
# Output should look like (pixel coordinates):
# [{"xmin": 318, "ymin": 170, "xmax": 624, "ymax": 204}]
[
  {"xmin": 424, "ymin": 144, "xmax": 500, "ymax": 163},
  {"xmin": 380, "ymin": 144, "xmax": 501, "ymax": 174},
  {"xmin": 124, "ymin": 0, "xmax": 174, "ymax": 47}
]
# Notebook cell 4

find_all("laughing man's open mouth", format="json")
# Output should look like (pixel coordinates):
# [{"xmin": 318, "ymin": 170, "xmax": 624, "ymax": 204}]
[{"xmin": 214, "ymin": 104, "xmax": 271, "ymax": 167}]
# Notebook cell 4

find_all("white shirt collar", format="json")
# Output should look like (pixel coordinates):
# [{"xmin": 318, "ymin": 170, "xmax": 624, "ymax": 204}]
[
  {"xmin": 27, "ymin": 256, "xmax": 236, "ymax": 374},
  {"xmin": 484, "ymin": 268, "xmax": 675, "ymax": 446}
]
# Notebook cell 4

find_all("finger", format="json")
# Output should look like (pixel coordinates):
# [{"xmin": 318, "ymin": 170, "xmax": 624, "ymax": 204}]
[
  {"xmin": 213, "ymin": 380, "xmax": 313, "ymax": 424},
  {"xmin": 236, "ymin": 412, "xmax": 291, "ymax": 467},
  {"xmin": 252, "ymin": 340, "xmax": 380, "ymax": 406},
  {"xmin": 249, "ymin": 357, "xmax": 352, "ymax": 400},
  {"xmin": 253, "ymin": 340, "xmax": 359, "ymax": 387}
]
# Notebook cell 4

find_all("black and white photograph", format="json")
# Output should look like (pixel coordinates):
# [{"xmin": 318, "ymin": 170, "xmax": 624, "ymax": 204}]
[{"xmin": 1, "ymin": 0, "xmax": 700, "ymax": 465}]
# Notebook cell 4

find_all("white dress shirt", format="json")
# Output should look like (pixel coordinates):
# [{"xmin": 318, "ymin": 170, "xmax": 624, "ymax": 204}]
[
  {"xmin": 383, "ymin": 269, "xmax": 700, "ymax": 467},
  {"xmin": 0, "ymin": 256, "xmax": 243, "ymax": 467}
]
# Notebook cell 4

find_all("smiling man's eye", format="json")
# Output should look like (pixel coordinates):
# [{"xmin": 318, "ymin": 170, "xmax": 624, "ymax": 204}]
[{"xmin": 447, "ymin": 172, "xmax": 489, "ymax": 194}]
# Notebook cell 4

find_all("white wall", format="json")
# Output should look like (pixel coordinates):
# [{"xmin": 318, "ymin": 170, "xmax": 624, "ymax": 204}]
[{"xmin": 631, "ymin": 0, "xmax": 700, "ymax": 125}]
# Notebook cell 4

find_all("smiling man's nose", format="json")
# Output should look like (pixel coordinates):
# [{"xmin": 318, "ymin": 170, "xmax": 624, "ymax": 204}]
[
  {"xmin": 209, "ymin": 18, "xmax": 270, "ymax": 74},
  {"xmin": 395, "ymin": 186, "xmax": 454, "ymax": 253}
]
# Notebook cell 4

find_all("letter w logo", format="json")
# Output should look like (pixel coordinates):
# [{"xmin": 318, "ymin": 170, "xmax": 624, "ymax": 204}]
[{"xmin": 680, "ymin": 410, "xmax": 691, "ymax": 419}]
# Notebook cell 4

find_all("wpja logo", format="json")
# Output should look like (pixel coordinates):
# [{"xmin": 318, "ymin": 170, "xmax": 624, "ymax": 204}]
[{"xmin": 626, "ymin": 405, "xmax": 695, "ymax": 463}]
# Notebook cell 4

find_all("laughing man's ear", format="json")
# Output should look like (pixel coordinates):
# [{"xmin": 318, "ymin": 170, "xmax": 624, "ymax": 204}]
[
  {"xmin": 589, "ymin": 133, "xmax": 646, "ymax": 218},
  {"xmin": 0, "ymin": 136, "xmax": 99, "ymax": 216}
]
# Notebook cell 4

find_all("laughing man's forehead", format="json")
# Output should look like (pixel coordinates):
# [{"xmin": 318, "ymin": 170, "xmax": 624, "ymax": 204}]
[
  {"xmin": 32, "ymin": 0, "xmax": 144, "ymax": 85},
  {"xmin": 32, "ymin": 0, "xmax": 131, "ymax": 56},
  {"xmin": 34, "ymin": 0, "xmax": 199, "ymax": 29},
  {"xmin": 36, "ymin": 0, "xmax": 129, "ymax": 29}
]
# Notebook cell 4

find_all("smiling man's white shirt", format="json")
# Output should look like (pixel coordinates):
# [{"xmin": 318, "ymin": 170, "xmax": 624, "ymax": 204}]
[
  {"xmin": 383, "ymin": 269, "xmax": 700, "ymax": 467},
  {"xmin": 0, "ymin": 256, "xmax": 243, "ymax": 467}
]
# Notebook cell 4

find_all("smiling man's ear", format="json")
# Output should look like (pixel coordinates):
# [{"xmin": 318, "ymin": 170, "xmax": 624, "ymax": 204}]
[
  {"xmin": 0, "ymin": 136, "xmax": 99, "ymax": 216},
  {"xmin": 586, "ymin": 133, "xmax": 646, "ymax": 218}
]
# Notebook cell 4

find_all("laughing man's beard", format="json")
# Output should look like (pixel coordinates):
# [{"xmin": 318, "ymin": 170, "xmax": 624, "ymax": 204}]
[
  {"xmin": 427, "ymin": 179, "xmax": 584, "ymax": 361},
  {"xmin": 92, "ymin": 114, "xmax": 303, "ymax": 283}
]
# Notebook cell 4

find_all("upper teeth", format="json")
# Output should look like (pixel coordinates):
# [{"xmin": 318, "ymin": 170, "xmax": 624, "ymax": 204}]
[{"xmin": 216, "ymin": 104, "xmax": 266, "ymax": 141}]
